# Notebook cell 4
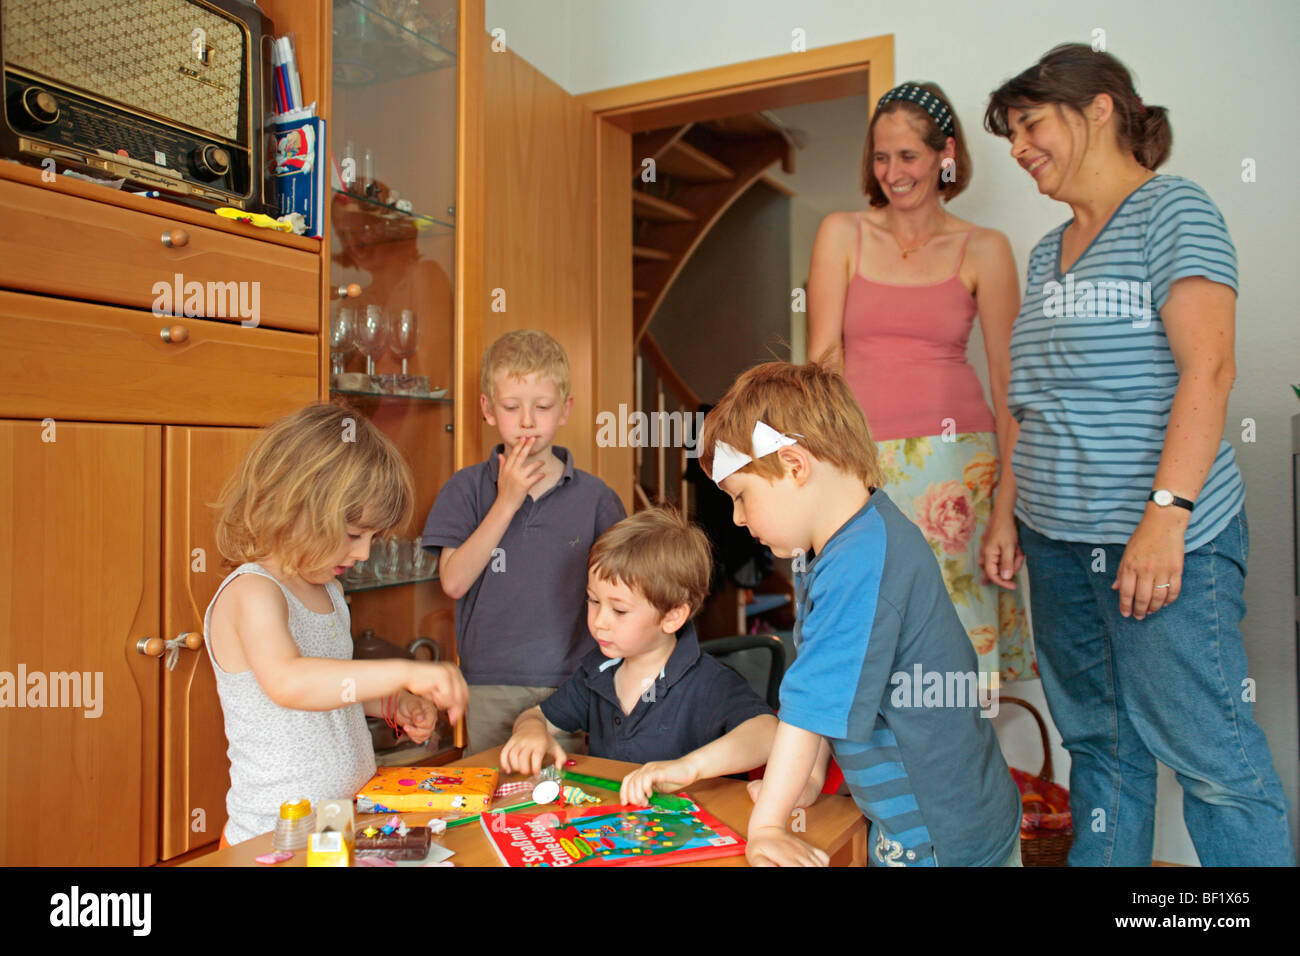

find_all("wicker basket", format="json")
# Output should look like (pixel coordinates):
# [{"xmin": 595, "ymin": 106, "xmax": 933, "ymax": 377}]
[{"xmin": 1002, "ymin": 695, "xmax": 1073, "ymax": 866}]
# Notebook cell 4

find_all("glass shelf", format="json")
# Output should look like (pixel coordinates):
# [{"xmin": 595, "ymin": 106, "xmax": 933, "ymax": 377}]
[
  {"xmin": 343, "ymin": 570, "xmax": 439, "ymax": 595},
  {"xmin": 331, "ymin": 387, "xmax": 453, "ymax": 405},
  {"xmin": 333, "ymin": 0, "xmax": 457, "ymax": 88},
  {"xmin": 332, "ymin": 188, "xmax": 455, "ymax": 235}
]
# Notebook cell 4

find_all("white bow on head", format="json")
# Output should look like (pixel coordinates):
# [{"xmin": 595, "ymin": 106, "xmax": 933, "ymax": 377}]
[{"xmin": 711, "ymin": 421, "xmax": 800, "ymax": 485}]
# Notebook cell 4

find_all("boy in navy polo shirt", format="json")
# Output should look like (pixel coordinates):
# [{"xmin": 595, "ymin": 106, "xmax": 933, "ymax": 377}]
[
  {"xmin": 500, "ymin": 506, "xmax": 777, "ymax": 806},
  {"xmin": 700, "ymin": 361, "xmax": 1021, "ymax": 867},
  {"xmin": 422, "ymin": 330, "xmax": 625, "ymax": 754}
]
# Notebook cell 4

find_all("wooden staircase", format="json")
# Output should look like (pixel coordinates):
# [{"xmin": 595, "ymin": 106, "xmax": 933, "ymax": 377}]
[{"xmin": 632, "ymin": 113, "xmax": 797, "ymax": 512}]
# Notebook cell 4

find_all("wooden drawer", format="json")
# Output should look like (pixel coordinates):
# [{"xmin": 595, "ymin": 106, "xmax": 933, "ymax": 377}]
[
  {"xmin": 0, "ymin": 290, "xmax": 318, "ymax": 426},
  {"xmin": 0, "ymin": 178, "xmax": 319, "ymax": 333}
]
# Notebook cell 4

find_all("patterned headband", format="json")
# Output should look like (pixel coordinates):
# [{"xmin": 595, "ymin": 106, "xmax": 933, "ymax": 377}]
[{"xmin": 876, "ymin": 84, "xmax": 956, "ymax": 138}]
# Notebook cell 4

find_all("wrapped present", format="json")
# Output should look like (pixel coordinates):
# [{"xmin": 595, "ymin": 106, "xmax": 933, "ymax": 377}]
[{"xmin": 356, "ymin": 767, "xmax": 498, "ymax": 813}]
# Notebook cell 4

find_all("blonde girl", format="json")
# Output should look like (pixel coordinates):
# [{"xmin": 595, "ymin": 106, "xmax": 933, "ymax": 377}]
[{"xmin": 206, "ymin": 403, "xmax": 467, "ymax": 846}]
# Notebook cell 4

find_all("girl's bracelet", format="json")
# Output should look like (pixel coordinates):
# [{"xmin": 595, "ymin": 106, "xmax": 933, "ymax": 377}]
[{"xmin": 381, "ymin": 692, "xmax": 403, "ymax": 738}]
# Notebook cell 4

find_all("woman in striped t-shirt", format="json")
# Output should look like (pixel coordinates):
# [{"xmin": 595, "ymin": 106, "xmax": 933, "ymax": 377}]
[{"xmin": 983, "ymin": 44, "xmax": 1292, "ymax": 866}]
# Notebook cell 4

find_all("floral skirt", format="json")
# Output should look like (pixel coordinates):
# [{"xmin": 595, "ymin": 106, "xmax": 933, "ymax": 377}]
[{"xmin": 877, "ymin": 432, "xmax": 1036, "ymax": 682}]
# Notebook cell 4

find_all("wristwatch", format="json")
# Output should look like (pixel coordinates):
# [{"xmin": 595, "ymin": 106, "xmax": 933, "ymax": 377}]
[{"xmin": 1149, "ymin": 489, "xmax": 1194, "ymax": 511}]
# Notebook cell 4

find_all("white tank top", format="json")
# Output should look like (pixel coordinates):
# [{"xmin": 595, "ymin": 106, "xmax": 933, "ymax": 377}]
[{"xmin": 204, "ymin": 562, "xmax": 376, "ymax": 845}]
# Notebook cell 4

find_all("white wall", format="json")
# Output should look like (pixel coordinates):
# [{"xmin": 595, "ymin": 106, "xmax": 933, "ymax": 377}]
[{"xmin": 488, "ymin": 0, "xmax": 1300, "ymax": 865}]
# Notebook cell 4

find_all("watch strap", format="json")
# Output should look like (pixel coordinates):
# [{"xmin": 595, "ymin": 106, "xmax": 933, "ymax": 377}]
[{"xmin": 1149, "ymin": 489, "xmax": 1194, "ymax": 511}]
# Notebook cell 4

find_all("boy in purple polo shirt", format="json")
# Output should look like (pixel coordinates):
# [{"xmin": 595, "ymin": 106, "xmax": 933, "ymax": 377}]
[{"xmin": 421, "ymin": 330, "xmax": 625, "ymax": 754}]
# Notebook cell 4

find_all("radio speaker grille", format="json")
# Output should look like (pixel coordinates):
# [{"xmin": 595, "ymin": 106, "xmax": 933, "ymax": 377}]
[{"xmin": 4, "ymin": 0, "xmax": 245, "ymax": 141}]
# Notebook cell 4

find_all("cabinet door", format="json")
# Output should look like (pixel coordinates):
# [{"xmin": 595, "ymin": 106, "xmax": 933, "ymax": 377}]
[
  {"xmin": 160, "ymin": 426, "xmax": 262, "ymax": 859},
  {"xmin": 0, "ymin": 420, "xmax": 161, "ymax": 866}
]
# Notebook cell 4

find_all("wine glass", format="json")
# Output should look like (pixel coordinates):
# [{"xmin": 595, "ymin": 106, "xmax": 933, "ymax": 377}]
[
  {"xmin": 329, "ymin": 306, "xmax": 356, "ymax": 381},
  {"xmin": 391, "ymin": 308, "xmax": 419, "ymax": 392},
  {"xmin": 378, "ymin": 537, "xmax": 401, "ymax": 582},
  {"xmin": 353, "ymin": 304, "xmax": 390, "ymax": 388}
]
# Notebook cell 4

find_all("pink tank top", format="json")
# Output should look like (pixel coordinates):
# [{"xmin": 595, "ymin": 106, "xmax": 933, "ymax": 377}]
[{"xmin": 841, "ymin": 215, "xmax": 996, "ymax": 442}]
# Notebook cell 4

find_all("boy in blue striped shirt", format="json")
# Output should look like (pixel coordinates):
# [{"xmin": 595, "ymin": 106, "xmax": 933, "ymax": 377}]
[{"xmin": 700, "ymin": 361, "xmax": 1021, "ymax": 866}]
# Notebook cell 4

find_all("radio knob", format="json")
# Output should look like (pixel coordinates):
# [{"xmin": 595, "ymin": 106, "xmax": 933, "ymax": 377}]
[
  {"xmin": 17, "ymin": 88, "xmax": 59, "ymax": 127},
  {"xmin": 192, "ymin": 144, "xmax": 231, "ymax": 179}
]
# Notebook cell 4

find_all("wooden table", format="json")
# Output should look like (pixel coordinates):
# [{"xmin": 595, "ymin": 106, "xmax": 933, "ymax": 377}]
[{"xmin": 186, "ymin": 748, "xmax": 867, "ymax": 867}]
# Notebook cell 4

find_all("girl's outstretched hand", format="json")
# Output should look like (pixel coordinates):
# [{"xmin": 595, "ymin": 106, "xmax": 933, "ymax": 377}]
[
  {"xmin": 405, "ymin": 662, "xmax": 468, "ymax": 726},
  {"xmin": 393, "ymin": 691, "xmax": 437, "ymax": 745}
]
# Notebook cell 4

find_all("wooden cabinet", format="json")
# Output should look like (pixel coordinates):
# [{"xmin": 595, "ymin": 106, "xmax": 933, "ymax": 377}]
[
  {"xmin": 0, "ymin": 285, "xmax": 318, "ymax": 866},
  {"xmin": 0, "ymin": 126, "xmax": 322, "ymax": 869},
  {"xmin": 0, "ymin": 421, "xmax": 162, "ymax": 866},
  {"xmin": 0, "ymin": 0, "xmax": 334, "ymax": 864}
]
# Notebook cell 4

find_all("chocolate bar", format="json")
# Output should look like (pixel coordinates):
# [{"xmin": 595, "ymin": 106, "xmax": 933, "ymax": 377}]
[{"xmin": 355, "ymin": 826, "xmax": 432, "ymax": 860}]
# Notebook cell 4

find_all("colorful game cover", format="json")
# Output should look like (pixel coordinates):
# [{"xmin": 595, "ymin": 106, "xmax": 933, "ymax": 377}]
[
  {"xmin": 269, "ymin": 113, "xmax": 325, "ymax": 236},
  {"xmin": 356, "ymin": 767, "xmax": 499, "ymax": 813},
  {"xmin": 480, "ymin": 799, "xmax": 746, "ymax": 867}
]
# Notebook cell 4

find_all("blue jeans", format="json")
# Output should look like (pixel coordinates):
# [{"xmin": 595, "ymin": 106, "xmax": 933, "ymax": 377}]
[{"xmin": 1019, "ymin": 510, "xmax": 1293, "ymax": 866}]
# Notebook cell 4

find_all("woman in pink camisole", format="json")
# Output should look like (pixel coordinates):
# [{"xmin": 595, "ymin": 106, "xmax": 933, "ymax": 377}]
[{"xmin": 807, "ymin": 82, "xmax": 1034, "ymax": 681}]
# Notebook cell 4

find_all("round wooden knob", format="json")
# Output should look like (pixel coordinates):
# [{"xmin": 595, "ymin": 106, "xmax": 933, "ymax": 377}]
[
  {"xmin": 181, "ymin": 631, "xmax": 203, "ymax": 650},
  {"xmin": 333, "ymin": 283, "xmax": 363, "ymax": 299},
  {"xmin": 161, "ymin": 229, "xmax": 190, "ymax": 248},
  {"xmin": 136, "ymin": 636, "xmax": 165, "ymax": 657},
  {"xmin": 160, "ymin": 324, "xmax": 189, "ymax": 343}
]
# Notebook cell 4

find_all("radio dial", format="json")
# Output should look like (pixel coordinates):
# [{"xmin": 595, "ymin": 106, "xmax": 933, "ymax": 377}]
[
  {"xmin": 192, "ymin": 144, "xmax": 231, "ymax": 179},
  {"xmin": 17, "ymin": 88, "xmax": 59, "ymax": 127}
]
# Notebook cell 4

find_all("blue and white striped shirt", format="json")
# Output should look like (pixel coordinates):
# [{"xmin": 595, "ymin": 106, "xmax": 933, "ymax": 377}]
[{"xmin": 1007, "ymin": 174, "xmax": 1244, "ymax": 550}]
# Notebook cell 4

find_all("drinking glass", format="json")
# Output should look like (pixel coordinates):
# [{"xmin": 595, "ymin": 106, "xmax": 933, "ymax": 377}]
[
  {"xmin": 346, "ymin": 556, "xmax": 374, "ymax": 586},
  {"xmin": 354, "ymin": 304, "xmax": 390, "ymax": 384},
  {"xmin": 391, "ymin": 308, "xmax": 419, "ymax": 391},
  {"xmin": 330, "ymin": 306, "xmax": 356, "ymax": 378},
  {"xmin": 378, "ymin": 537, "xmax": 401, "ymax": 581},
  {"xmin": 396, "ymin": 536, "xmax": 414, "ymax": 577},
  {"xmin": 408, "ymin": 538, "xmax": 430, "ymax": 577}
]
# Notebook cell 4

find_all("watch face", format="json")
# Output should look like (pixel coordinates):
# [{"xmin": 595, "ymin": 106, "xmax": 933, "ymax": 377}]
[{"xmin": 1153, "ymin": 489, "xmax": 1173, "ymax": 506}]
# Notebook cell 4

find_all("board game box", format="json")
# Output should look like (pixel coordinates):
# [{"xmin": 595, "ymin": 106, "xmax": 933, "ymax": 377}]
[
  {"xmin": 356, "ymin": 767, "xmax": 498, "ymax": 813},
  {"xmin": 480, "ymin": 799, "xmax": 746, "ymax": 867}
]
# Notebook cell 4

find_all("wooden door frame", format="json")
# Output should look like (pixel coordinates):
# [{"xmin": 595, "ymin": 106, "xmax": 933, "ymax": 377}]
[
  {"xmin": 580, "ymin": 34, "xmax": 893, "ymax": 132},
  {"xmin": 580, "ymin": 36, "xmax": 893, "ymax": 504}
]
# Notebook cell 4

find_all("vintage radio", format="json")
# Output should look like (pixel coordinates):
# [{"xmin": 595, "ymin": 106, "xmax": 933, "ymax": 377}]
[{"xmin": 0, "ymin": 0, "xmax": 275, "ymax": 212}]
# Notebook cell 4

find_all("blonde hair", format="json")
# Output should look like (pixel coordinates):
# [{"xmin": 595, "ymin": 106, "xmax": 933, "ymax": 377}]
[
  {"xmin": 699, "ymin": 361, "xmax": 885, "ymax": 489},
  {"xmin": 588, "ymin": 506, "xmax": 712, "ymax": 618},
  {"xmin": 214, "ymin": 403, "xmax": 415, "ymax": 576},
  {"xmin": 480, "ymin": 329, "xmax": 571, "ymax": 402}
]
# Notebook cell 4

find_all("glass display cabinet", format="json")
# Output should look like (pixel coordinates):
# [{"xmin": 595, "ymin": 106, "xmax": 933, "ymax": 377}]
[{"xmin": 327, "ymin": 0, "xmax": 462, "ymax": 763}]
